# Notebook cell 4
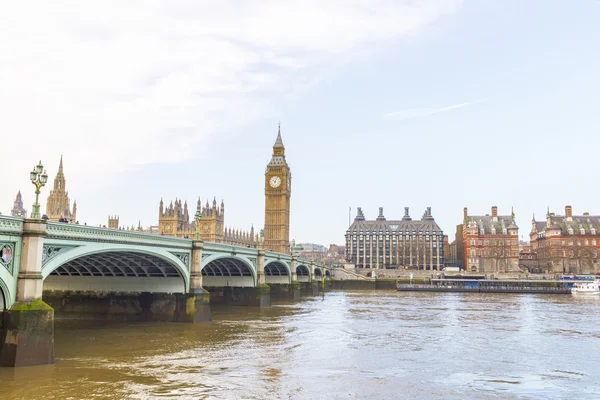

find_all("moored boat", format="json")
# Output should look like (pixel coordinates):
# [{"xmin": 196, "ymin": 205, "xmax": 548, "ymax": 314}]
[{"xmin": 571, "ymin": 280, "xmax": 600, "ymax": 295}]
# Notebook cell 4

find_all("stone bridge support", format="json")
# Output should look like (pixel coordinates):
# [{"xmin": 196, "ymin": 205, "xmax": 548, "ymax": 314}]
[
  {"xmin": 174, "ymin": 241, "xmax": 211, "ymax": 323},
  {"xmin": 0, "ymin": 220, "xmax": 54, "ymax": 367},
  {"xmin": 256, "ymin": 250, "xmax": 271, "ymax": 307},
  {"xmin": 290, "ymin": 255, "xmax": 301, "ymax": 299}
]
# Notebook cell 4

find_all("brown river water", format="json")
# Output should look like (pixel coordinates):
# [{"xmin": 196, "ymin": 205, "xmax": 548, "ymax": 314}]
[{"xmin": 1, "ymin": 290, "xmax": 600, "ymax": 399}]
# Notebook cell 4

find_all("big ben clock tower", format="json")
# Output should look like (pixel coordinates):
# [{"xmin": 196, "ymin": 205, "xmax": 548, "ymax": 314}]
[{"xmin": 264, "ymin": 124, "xmax": 291, "ymax": 254}]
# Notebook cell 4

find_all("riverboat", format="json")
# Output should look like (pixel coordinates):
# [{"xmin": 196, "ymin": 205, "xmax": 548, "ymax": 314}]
[
  {"xmin": 571, "ymin": 280, "xmax": 600, "ymax": 295},
  {"xmin": 396, "ymin": 279, "xmax": 570, "ymax": 294}
]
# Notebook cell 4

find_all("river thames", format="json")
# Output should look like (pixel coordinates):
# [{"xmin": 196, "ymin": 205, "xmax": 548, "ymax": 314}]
[{"xmin": 1, "ymin": 291, "xmax": 599, "ymax": 399}]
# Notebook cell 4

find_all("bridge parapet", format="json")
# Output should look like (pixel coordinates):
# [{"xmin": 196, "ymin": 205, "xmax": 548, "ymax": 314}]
[
  {"xmin": 0, "ymin": 215, "xmax": 25, "ymax": 235},
  {"xmin": 46, "ymin": 222, "xmax": 192, "ymax": 249}
]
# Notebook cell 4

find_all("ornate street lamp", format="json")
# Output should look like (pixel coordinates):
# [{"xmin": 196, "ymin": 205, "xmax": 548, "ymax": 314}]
[
  {"xmin": 194, "ymin": 209, "xmax": 202, "ymax": 240},
  {"xmin": 259, "ymin": 229, "xmax": 264, "ymax": 249},
  {"xmin": 30, "ymin": 160, "xmax": 48, "ymax": 219}
]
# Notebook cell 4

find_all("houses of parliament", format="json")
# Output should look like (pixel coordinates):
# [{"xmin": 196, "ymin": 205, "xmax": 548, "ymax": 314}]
[{"xmin": 156, "ymin": 126, "xmax": 292, "ymax": 253}]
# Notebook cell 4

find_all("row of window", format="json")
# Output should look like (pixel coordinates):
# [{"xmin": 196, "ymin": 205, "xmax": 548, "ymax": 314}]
[{"xmin": 469, "ymin": 239, "xmax": 518, "ymax": 246}]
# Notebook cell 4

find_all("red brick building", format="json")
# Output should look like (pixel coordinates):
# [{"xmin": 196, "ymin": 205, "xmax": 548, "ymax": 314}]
[
  {"xmin": 530, "ymin": 206, "xmax": 600, "ymax": 274},
  {"xmin": 460, "ymin": 206, "xmax": 520, "ymax": 273}
]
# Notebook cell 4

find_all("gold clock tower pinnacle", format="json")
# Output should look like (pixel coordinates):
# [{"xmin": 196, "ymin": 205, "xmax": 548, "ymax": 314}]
[{"xmin": 264, "ymin": 124, "xmax": 291, "ymax": 254}]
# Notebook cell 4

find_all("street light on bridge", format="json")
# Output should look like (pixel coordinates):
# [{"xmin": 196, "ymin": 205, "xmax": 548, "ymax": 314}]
[{"xmin": 29, "ymin": 160, "xmax": 48, "ymax": 219}]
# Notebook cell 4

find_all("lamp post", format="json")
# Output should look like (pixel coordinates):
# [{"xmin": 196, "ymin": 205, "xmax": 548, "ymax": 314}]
[
  {"xmin": 194, "ymin": 209, "xmax": 202, "ymax": 240},
  {"xmin": 259, "ymin": 229, "xmax": 264, "ymax": 250},
  {"xmin": 29, "ymin": 160, "xmax": 48, "ymax": 219}
]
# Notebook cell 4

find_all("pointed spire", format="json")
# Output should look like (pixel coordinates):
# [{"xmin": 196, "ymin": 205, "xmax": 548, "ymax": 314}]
[
  {"xmin": 274, "ymin": 123, "xmax": 284, "ymax": 149},
  {"xmin": 58, "ymin": 154, "xmax": 64, "ymax": 174}
]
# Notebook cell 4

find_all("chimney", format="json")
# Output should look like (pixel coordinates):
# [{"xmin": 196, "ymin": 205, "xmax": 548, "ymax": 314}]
[
  {"xmin": 565, "ymin": 205, "xmax": 572, "ymax": 218},
  {"xmin": 463, "ymin": 207, "xmax": 468, "ymax": 220},
  {"xmin": 491, "ymin": 206, "xmax": 498, "ymax": 218}
]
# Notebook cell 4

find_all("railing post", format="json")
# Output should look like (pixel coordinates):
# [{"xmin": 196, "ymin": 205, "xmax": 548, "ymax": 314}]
[{"xmin": 1, "ymin": 219, "xmax": 54, "ymax": 367}]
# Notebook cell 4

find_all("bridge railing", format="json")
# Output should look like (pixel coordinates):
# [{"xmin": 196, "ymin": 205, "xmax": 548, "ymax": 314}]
[
  {"xmin": 0, "ymin": 215, "xmax": 25, "ymax": 234},
  {"xmin": 46, "ymin": 222, "xmax": 192, "ymax": 249}
]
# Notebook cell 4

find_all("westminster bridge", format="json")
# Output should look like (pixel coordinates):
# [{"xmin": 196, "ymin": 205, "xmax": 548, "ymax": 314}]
[{"xmin": 0, "ymin": 216, "xmax": 330, "ymax": 367}]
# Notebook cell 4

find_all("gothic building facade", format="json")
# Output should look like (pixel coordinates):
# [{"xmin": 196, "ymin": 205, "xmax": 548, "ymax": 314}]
[
  {"xmin": 264, "ymin": 126, "xmax": 292, "ymax": 254},
  {"xmin": 157, "ymin": 198, "xmax": 258, "ymax": 247},
  {"xmin": 345, "ymin": 207, "xmax": 445, "ymax": 270},
  {"xmin": 45, "ymin": 156, "xmax": 77, "ymax": 223},
  {"xmin": 10, "ymin": 191, "xmax": 27, "ymax": 218}
]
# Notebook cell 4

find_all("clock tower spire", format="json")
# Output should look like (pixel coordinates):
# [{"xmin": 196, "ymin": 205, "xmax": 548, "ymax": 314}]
[{"xmin": 264, "ymin": 124, "xmax": 291, "ymax": 254}]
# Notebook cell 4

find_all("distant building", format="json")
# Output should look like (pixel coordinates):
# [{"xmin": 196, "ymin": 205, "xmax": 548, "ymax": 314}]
[
  {"xmin": 108, "ymin": 215, "xmax": 119, "ymax": 229},
  {"xmin": 10, "ymin": 190, "xmax": 27, "ymax": 218},
  {"xmin": 294, "ymin": 243, "xmax": 328, "ymax": 262},
  {"xmin": 530, "ymin": 205, "xmax": 600, "ymax": 274},
  {"xmin": 345, "ymin": 206, "xmax": 445, "ymax": 270},
  {"xmin": 461, "ymin": 206, "xmax": 519, "ymax": 273},
  {"xmin": 444, "ymin": 238, "xmax": 462, "ymax": 269},
  {"xmin": 45, "ymin": 156, "xmax": 77, "ymax": 223},
  {"xmin": 158, "ymin": 198, "xmax": 258, "ymax": 247}
]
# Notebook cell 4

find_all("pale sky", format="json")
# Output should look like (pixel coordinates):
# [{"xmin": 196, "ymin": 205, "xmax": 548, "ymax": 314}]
[{"xmin": 1, "ymin": 1, "xmax": 599, "ymax": 246}]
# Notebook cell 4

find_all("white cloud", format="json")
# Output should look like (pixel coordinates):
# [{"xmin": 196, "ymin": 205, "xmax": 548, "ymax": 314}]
[
  {"xmin": 0, "ymin": 0, "xmax": 462, "ymax": 214},
  {"xmin": 385, "ymin": 102, "xmax": 472, "ymax": 121}
]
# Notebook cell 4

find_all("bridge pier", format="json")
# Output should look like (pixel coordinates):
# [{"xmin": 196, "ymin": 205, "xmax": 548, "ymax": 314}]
[
  {"xmin": 300, "ymin": 281, "xmax": 320, "ymax": 295},
  {"xmin": 173, "ymin": 241, "xmax": 212, "ymax": 323},
  {"xmin": 269, "ymin": 282, "xmax": 302, "ymax": 300},
  {"xmin": 173, "ymin": 290, "xmax": 211, "ymax": 323},
  {"xmin": 256, "ymin": 249, "xmax": 271, "ymax": 307},
  {"xmin": 0, "ymin": 220, "xmax": 55, "ymax": 367}
]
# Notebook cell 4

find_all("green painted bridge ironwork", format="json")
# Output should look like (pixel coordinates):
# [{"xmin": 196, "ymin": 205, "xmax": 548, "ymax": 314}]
[{"xmin": 0, "ymin": 215, "xmax": 329, "ymax": 309}]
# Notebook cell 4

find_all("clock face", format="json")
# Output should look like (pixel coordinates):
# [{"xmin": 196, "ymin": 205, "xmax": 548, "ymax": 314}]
[{"xmin": 269, "ymin": 175, "xmax": 282, "ymax": 188}]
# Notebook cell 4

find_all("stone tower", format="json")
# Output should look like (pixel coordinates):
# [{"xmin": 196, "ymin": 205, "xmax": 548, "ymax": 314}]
[
  {"xmin": 108, "ymin": 215, "xmax": 119, "ymax": 229},
  {"xmin": 263, "ymin": 124, "xmax": 291, "ymax": 254},
  {"xmin": 45, "ymin": 156, "xmax": 77, "ymax": 223},
  {"xmin": 10, "ymin": 190, "xmax": 27, "ymax": 218},
  {"xmin": 158, "ymin": 197, "xmax": 225, "ymax": 241}
]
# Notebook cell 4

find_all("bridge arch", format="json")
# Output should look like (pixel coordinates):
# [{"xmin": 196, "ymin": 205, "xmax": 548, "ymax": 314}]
[
  {"xmin": 41, "ymin": 244, "xmax": 190, "ymax": 293},
  {"xmin": 201, "ymin": 254, "xmax": 256, "ymax": 287},
  {"xmin": 296, "ymin": 264, "xmax": 311, "ymax": 282},
  {"xmin": 0, "ymin": 278, "xmax": 9, "ymax": 310},
  {"xmin": 264, "ymin": 260, "xmax": 291, "ymax": 284},
  {"xmin": 314, "ymin": 267, "xmax": 323, "ymax": 279}
]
